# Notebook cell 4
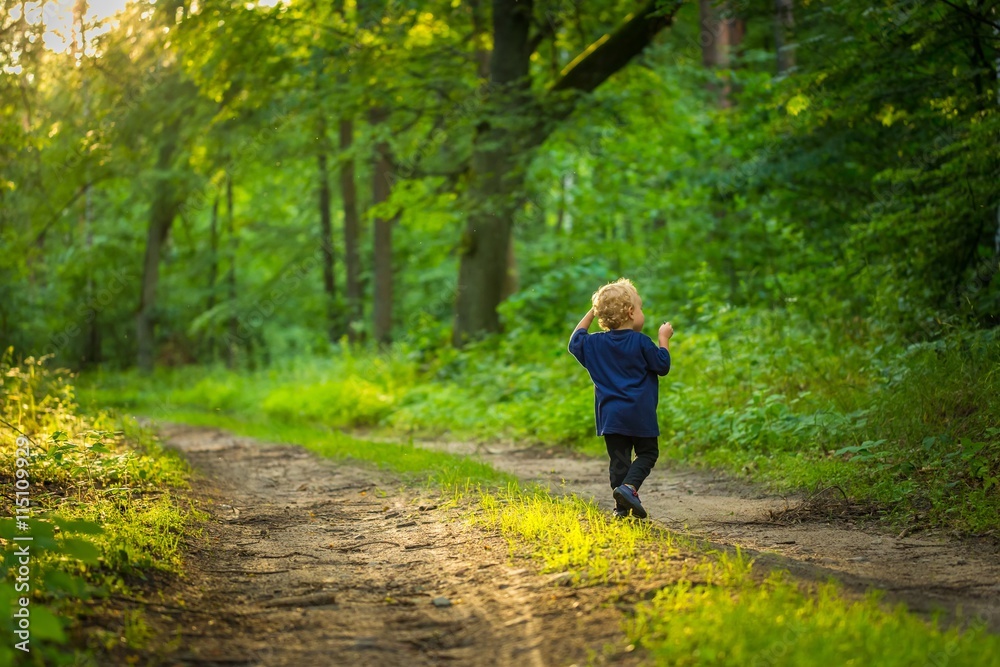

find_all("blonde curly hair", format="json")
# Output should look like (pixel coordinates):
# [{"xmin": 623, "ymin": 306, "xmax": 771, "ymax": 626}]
[{"xmin": 592, "ymin": 278, "xmax": 639, "ymax": 330}]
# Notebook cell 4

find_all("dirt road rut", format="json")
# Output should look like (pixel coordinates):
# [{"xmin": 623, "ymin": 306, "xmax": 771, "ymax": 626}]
[{"xmin": 149, "ymin": 424, "xmax": 638, "ymax": 667}]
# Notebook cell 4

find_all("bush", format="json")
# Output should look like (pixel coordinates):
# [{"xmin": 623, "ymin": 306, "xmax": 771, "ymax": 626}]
[{"xmin": 0, "ymin": 350, "xmax": 192, "ymax": 664}]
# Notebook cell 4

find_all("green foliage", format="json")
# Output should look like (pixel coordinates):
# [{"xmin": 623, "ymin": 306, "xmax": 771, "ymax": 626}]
[
  {"xmin": 848, "ymin": 329, "xmax": 1000, "ymax": 530},
  {"xmin": 3, "ymin": 0, "xmax": 997, "ymax": 370},
  {"xmin": 0, "ymin": 351, "xmax": 193, "ymax": 663}
]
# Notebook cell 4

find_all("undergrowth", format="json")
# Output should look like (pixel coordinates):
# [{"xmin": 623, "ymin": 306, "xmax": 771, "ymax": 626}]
[{"xmin": 0, "ymin": 350, "xmax": 195, "ymax": 665}]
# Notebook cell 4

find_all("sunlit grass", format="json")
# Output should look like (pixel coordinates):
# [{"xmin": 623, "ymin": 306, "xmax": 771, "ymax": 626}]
[
  {"xmin": 630, "ymin": 569, "xmax": 999, "ymax": 666},
  {"xmin": 477, "ymin": 484, "xmax": 683, "ymax": 583}
]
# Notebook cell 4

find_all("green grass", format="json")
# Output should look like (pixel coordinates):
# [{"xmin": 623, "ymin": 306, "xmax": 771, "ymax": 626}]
[
  {"xmin": 474, "ymin": 483, "xmax": 1000, "ymax": 666},
  {"xmin": 0, "ymin": 351, "xmax": 198, "ymax": 665},
  {"xmin": 477, "ymin": 485, "xmax": 684, "ymax": 583},
  {"xmin": 629, "ymin": 564, "xmax": 999, "ymax": 666}
]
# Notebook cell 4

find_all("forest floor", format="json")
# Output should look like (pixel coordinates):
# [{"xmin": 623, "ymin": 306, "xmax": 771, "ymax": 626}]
[{"xmin": 139, "ymin": 422, "xmax": 1000, "ymax": 666}]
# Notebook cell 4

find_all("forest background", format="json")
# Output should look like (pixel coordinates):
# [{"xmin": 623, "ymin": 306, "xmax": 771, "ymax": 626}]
[{"xmin": 2, "ymin": 0, "xmax": 999, "ymax": 535}]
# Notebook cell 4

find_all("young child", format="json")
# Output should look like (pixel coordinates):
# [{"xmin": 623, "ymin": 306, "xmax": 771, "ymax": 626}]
[{"xmin": 568, "ymin": 278, "xmax": 673, "ymax": 519}]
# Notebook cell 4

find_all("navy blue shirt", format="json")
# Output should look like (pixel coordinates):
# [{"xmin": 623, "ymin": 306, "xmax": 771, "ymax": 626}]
[{"xmin": 568, "ymin": 328, "xmax": 671, "ymax": 437}]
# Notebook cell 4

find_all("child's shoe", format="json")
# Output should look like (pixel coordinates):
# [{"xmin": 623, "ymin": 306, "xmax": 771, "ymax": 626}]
[
  {"xmin": 613, "ymin": 484, "xmax": 647, "ymax": 519},
  {"xmin": 612, "ymin": 504, "xmax": 630, "ymax": 519}
]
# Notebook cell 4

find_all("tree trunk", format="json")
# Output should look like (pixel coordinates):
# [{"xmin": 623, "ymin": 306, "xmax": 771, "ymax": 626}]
[
  {"xmin": 206, "ymin": 192, "xmax": 219, "ymax": 359},
  {"xmin": 469, "ymin": 0, "xmax": 491, "ymax": 81},
  {"xmin": 700, "ymin": 0, "xmax": 730, "ymax": 106},
  {"xmin": 339, "ymin": 118, "xmax": 362, "ymax": 342},
  {"xmin": 727, "ymin": 10, "xmax": 745, "ymax": 53},
  {"xmin": 136, "ymin": 119, "xmax": 181, "ymax": 372},
  {"xmin": 370, "ymin": 107, "xmax": 394, "ymax": 346},
  {"xmin": 453, "ymin": 0, "xmax": 680, "ymax": 345},
  {"xmin": 226, "ymin": 172, "xmax": 238, "ymax": 368},
  {"xmin": 994, "ymin": 24, "xmax": 999, "ymax": 261},
  {"xmin": 774, "ymin": 0, "xmax": 795, "ymax": 75},
  {"xmin": 317, "ymin": 116, "xmax": 337, "ymax": 342},
  {"xmin": 453, "ymin": 0, "xmax": 533, "ymax": 345},
  {"xmin": 77, "ymin": 0, "xmax": 101, "ymax": 367},
  {"xmin": 699, "ymin": 0, "xmax": 728, "ymax": 69}
]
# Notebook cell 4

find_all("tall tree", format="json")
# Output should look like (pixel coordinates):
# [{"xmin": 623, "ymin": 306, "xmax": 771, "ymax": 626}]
[
  {"xmin": 75, "ymin": 0, "xmax": 101, "ymax": 366},
  {"xmin": 452, "ymin": 0, "xmax": 682, "ymax": 345},
  {"xmin": 225, "ymin": 172, "xmax": 238, "ymax": 367},
  {"xmin": 774, "ymin": 0, "xmax": 795, "ymax": 75},
  {"xmin": 370, "ymin": 106, "xmax": 395, "ymax": 345},
  {"xmin": 699, "ymin": 0, "xmax": 730, "ymax": 106},
  {"xmin": 317, "ymin": 113, "xmax": 338, "ymax": 342},
  {"xmin": 135, "ymin": 0, "xmax": 195, "ymax": 371},
  {"xmin": 206, "ymin": 191, "xmax": 220, "ymax": 358},
  {"xmin": 136, "ymin": 115, "xmax": 183, "ymax": 372},
  {"xmin": 340, "ymin": 117, "xmax": 363, "ymax": 342}
]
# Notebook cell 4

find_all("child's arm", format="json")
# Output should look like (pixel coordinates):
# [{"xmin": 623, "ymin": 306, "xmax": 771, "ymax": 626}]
[
  {"xmin": 568, "ymin": 308, "xmax": 594, "ymax": 366},
  {"xmin": 574, "ymin": 308, "xmax": 596, "ymax": 333},
  {"xmin": 643, "ymin": 321, "xmax": 674, "ymax": 376},
  {"xmin": 658, "ymin": 321, "xmax": 674, "ymax": 350}
]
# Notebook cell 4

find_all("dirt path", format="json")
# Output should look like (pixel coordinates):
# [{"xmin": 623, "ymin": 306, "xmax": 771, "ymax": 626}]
[
  {"xmin": 141, "ymin": 422, "xmax": 1000, "ymax": 666},
  {"xmin": 147, "ymin": 423, "xmax": 641, "ymax": 667},
  {"xmin": 413, "ymin": 438, "xmax": 1000, "ymax": 632}
]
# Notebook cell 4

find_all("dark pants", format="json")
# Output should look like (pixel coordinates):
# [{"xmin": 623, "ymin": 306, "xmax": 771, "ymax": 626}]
[{"xmin": 604, "ymin": 433, "xmax": 659, "ymax": 492}]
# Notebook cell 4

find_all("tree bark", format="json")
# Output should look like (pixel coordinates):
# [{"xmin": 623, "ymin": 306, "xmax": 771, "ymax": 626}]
[
  {"xmin": 136, "ymin": 118, "xmax": 181, "ymax": 372},
  {"xmin": 453, "ymin": 0, "xmax": 680, "ymax": 345},
  {"xmin": 340, "ymin": 118, "xmax": 362, "ymax": 341},
  {"xmin": 453, "ymin": 0, "xmax": 534, "ymax": 345},
  {"xmin": 727, "ymin": 9, "xmax": 745, "ymax": 53},
  {"xmin": 700, "ymin": 0, "xmax": 730, "ymax": 106},
  {"xmin": 370, "ymin": 107, "xmax": 394, "ymax": 346},
  {"xmin": 468, "ymin": 0, "xmax": 491, "ymax": 81},
  {"xmin": 206, "ymin": 192, "xmax": 219, "ymax": 359},
  {"xmin": 317, "ymin": 116, "xmax": 337, "ymax": 342},
  {"xmin": 699, "ymin": 0, "xmax": 727, "ymax": 69},
  {"xmin": 994, "ymin": 23, "xmax": 999, "ymax": 261},
  {"xmin": 226, "ymin": 172, "xmax": 238, "ymax": 368},
  {"xmin": 774, "ymin": 0, "xmax": 795, "ymax": 75}
]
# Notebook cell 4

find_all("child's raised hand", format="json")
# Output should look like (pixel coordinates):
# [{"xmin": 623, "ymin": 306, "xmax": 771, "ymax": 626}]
[{"xmin": 659, "ymin": 321, "xmax": 674, "ymax": 339}]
